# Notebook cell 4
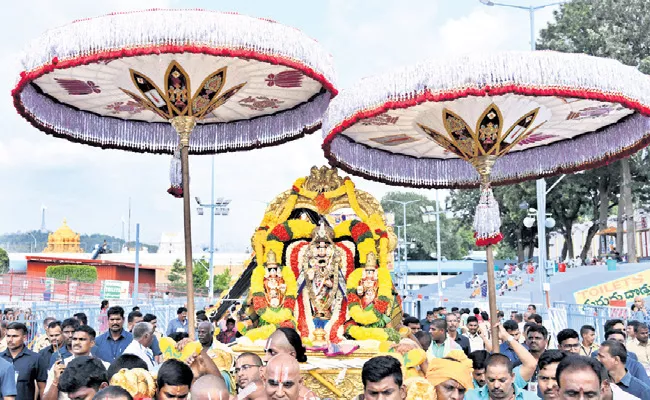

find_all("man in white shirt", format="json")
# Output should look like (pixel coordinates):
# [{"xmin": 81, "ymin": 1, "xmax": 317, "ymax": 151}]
[
  {"xmin": 464, "ymin": 316, "xmax": 489, "ymax": 353},
  {"xmin": 43, "ymin": 325, "xmax": 108, "ymax": 400},
  {"xmin": 122, "ymin": 322, "xmax": 157, "ymax": 371}
]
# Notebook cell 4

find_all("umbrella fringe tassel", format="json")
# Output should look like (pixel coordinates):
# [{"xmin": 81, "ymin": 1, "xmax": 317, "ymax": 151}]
[
  {"xmin": 473, "ymin": 185, "xmax": 503, "ymax": 247},
  {"xmin": 167, "ymin": 146, "xmax": 183, "ymax": 198}
]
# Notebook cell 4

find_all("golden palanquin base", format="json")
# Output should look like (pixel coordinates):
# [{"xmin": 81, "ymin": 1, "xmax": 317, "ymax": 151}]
[{"xmin": 233, "ymin": 346, "xmax": 375, "ymax": 399}]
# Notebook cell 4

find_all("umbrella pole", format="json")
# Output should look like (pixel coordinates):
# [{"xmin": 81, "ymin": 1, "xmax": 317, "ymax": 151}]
[
  {"xmin": 486, "ymin": 244, "xmax": 499, "ymax": 353},
  {"xmin": 172, "ymin": 116, "xmax": 198, "ymax": 340}
]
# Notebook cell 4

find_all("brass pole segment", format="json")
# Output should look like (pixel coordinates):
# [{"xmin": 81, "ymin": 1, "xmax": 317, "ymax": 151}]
[{"xmin": 171, "ymin": 116, "xmax": 198, "ymax": 339}]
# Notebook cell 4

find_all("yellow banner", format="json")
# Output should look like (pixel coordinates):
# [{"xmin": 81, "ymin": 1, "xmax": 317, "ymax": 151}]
[{"xmin": 574, "ymin": 270, "xmax": 650, "ymax": 306}]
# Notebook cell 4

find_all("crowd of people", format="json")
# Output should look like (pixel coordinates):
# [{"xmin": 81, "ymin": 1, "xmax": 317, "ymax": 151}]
[
  {"xmin": 392, "ymin": 302, "xmax": 650, "ymax": 400},
  {"xmin": 0, "ymin": 299, "xmax": 646, "ymax": 399}
]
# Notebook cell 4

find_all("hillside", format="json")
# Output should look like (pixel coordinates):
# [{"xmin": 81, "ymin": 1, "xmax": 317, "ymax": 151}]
[{"xmin": 0, "ymin": 231, "xmax": 159, "ymax": 253}]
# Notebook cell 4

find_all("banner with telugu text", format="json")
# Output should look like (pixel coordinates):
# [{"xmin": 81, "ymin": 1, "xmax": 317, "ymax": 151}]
[{"xmin": 574, "ymin": 270, "xmax": 650, "ymax": 305}]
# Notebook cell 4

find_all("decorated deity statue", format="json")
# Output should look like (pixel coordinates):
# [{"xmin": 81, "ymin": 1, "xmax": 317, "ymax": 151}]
[
  {"xmin": 264, "ymin": 250, "xmax": 287, "ymax": 308},
  {"xmin": 300, "ymin": 222, "xmax": 346, "ymax": 331},
  {"xmin": 357, "ymin": 253, "xmax": 378, "ymax": 308}
]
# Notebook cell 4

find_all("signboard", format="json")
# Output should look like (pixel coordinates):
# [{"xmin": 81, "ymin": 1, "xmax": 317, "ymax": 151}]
[
  {"xmin": 101, "ymin": 280, "xmax": 130, "ymax": 300},
  {"xmin": 574, "ymin": 270, "xmax": 650, "ymax": 305}
]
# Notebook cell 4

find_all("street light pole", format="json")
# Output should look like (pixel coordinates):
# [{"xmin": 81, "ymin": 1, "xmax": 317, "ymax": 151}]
[
  {"xmin": 196, "ymin": 187, "xmax": 231, "ymax": 302},
  {"xmin": 386, "ymin": 199, "xmax": 420, "ymax": 297}
]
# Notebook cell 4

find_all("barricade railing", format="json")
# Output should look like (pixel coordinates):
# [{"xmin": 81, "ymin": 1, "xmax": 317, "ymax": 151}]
[
  {"xmin": 2, "ymin": 298, "xmax": 209, "ymax": 346},
  {"xmin": 0, "ymin": 274, "xmax": 210, "ymax": 304}
]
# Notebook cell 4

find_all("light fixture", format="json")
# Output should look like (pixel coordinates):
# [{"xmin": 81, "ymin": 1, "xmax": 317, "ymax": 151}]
[
  {"xmin": 545, "ymin": 217, "xmax": 556, "ymax": 229},
  {"xmin": 523, "ymin": 216, "xmax": 535, "ymax": 228},
  {"xmin": 195, "ymin": 197, "xmax": 202, "ymax": 205},
  {"xmin": 479, "ymin": 0, "xmax": 495, "ymax": 5},
  {"xmin": 420, "ymin": 206, "xmax": 426, "ymax": 213}
]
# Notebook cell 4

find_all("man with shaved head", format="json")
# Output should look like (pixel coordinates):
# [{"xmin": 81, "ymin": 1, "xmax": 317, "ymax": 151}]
[
  {"xmin": 265, "ymin": 354, "xmax": 302, "ymax": 400},
  {"xmin": 263, "ymin": 328, "xmax": 307, "ymax": 363},
  {"xmin": 190, "ymin": 374, "xmax": 230, "ymax": 400}
]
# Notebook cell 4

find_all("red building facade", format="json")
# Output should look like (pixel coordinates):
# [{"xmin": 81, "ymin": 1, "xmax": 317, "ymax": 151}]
[{"xmin": 25, "ymin": 256, "xmax": 158, "ymax": 286}]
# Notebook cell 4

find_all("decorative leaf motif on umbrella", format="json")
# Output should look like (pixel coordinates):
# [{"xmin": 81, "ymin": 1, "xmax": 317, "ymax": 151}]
[
  {"xmin": 265, "ymin": 70, "xmax": 304, "ymax": 88},
  {"xmin": 238, "ymin": 96, "xmax": 285, "ymax": 112},
  {"xmin": 369, "ymin": 134, "xmax": 417, "ymax": 146},
  {"xmin": 515, "ymin": 133, "xmax": 557, "ymax": 147},
  {"xmin": 119, "ymin": 60, "xmax": 247, "ymax": 120},
  {"xmin": 54, "ymin": 78, "xmax": 101, "ymax": 95},
  {"xmin": 361, "ymin": 113, "xmax": 399, "ymax": 126},
  {"xmin": 417, "ymin": 103, "xmax": 544, "ymax": 160},
  {"xmin": 105, "ymin": 101, "xmax": 146, "ymax": 115},
  {"xmin": 566, "ymin": 104, "xmax": 624, "ymax": 121}
]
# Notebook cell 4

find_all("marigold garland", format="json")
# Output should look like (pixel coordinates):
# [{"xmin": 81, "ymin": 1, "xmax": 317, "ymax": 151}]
[
  {"xmin": 245, "ymin": 324, "xmax": 277, "ymax": 342},
  {"xmin": 260, "ymin": 308, "xmax": 294, "ymax": 325},
  {"xmin": 347, "ymin": 325, "xmax": 388, "ymax": 341},
  {"xmin": 344, "ymin": 179, "xmax": 368, "ymax": 220}
]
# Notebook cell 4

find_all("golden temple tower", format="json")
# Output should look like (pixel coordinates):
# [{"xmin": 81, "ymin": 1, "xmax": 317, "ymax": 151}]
[{"xmin": 43, "ymin": 219, "xmax": 83, "ymax": 253}]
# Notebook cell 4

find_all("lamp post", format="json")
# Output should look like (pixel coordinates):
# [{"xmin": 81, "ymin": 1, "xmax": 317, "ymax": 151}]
[
  {"xmin": 523, "ymin": 207, "xmax": 555, "ymax": 306},
  {"xmin": 28, "ymin": 232, "xmax": 37, "ymax": 253},
  {"xmin": 196, "ymin": 165, "xmax": 231, "ymax": 302},
  {"xmin": 386, "ymin": 200, "xmax": 420, "ymax": 297},
  {"xmin": 421, "ymin": 190, "xmax": 444, "ymax": 306}
]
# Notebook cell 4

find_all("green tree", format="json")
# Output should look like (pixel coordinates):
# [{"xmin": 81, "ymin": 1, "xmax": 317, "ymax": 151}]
[
  {"xmin": 0, "ymin": 247, "xmax": 8, "ymax": 274},
  {"xmin": 214, "ymin": 269, "xmax": 232, "ymax": 293},
  {"xmin": 167, "ymin": 258, "xmax": 233, "ymax": 295},
  {"xmin": 167, "ymin": 259, "xmax": 185, "ymax": 286},
  {"xmin": 538, "ymin": 0, "xmax": 650, "ymax": 261},
  {"xmin": 381, "ymin": 191, "xmax": 475, "ymax": 261}
]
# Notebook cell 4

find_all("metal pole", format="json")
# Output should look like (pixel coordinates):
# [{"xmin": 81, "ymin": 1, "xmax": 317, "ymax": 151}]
[
  {"xmin": 536, "ymin": 179, "xmax": 548, "ymax": 302},
  {"xmin": 209, "ymin": 156, "xmax": 215, "ymax": 302},
  {"xmin": 133, "ymin": 223, "xmax": 140, "ymax": 304},
  {"xmin": 436, "ymin": 190, "xmax": 443, "ymax": 306},
  {"xmin": 403, "ymin": 204, "xmax": 409, "ymax": 295},
  {"xmin": 529, "ymin": 6, "xmax": 536, "ymax": 51},
  {"xmin": 529, "ymin": 4, "xmax": 550, "ymax": 304}
]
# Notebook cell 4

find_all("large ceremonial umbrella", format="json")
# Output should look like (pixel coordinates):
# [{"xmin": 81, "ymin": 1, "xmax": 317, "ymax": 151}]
[
  {"xmin": 322, "ymin": 51, "xmax": 650, "ymax": 350},
  {"xmin": 13, "ymin": 9, "xmax": 337, "ymax": 335}
]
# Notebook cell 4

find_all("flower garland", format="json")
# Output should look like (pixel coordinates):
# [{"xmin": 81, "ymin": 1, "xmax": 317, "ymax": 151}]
[{"xmin": 245, "ymin": 324, "xmax": 277, "ymax": 342}]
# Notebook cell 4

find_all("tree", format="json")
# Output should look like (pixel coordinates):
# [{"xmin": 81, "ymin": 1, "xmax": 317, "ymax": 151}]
[
  {"xmin": 167, "ymin": 259, "xmax": 185, "ymax": 287},
  {"xmin": 381, "ymin": 191, "xmax": 476, "ymax": 261},
  {"xmin": 167, "ymin": 258, "xmax": 232, "ymax": 295},
  {"xmin": 538, "ymin": 0, "xmax": 650, "ymax": 261},
  {"xmin": 0, "ymin": 248, "xmax": 8, "ymax": 274}
]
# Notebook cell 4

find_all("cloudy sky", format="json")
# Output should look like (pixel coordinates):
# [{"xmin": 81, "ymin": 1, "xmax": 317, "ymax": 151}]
[{"xmin": 2, "ymin": 0, "xmax": 561, "ymax": 251}]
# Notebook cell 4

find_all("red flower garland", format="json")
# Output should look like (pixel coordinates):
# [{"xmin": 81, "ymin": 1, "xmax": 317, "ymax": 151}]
[
  {"xmin": 329, "ymin": 297, "xmax": 347, "ymax": 343},
  {"xmin": 296, "ymin": 292, "xmax": 309, "ymax": 337}
]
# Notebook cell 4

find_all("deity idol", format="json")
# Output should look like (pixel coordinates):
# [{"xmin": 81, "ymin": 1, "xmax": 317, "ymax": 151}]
[
  {"xmin": 357, "ymin": 253, "xmax": 378, "ymax": 308},
  {"xmin": 299, "ymin": 222, "xmax": 346, "ymax": 332},
  {"xmin": 264, "ymin": 250, "xmax": 287, "ymax": 308}
]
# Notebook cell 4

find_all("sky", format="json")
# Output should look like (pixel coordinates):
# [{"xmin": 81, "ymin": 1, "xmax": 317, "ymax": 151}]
[{"xmin": 1, "ymin": 0, "xmax": 562, "ymax": 251}]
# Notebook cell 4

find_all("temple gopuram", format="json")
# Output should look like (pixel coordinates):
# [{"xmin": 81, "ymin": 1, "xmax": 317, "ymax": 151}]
[{"xmin": 43, "ymin": 219, "xmax": 83, "ymax": 253}]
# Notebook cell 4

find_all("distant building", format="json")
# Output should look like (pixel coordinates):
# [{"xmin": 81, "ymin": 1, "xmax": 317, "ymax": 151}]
[
  {"xmin": 159, "ymin": 232, "xmax": 184, "ymax": 254},
  {"xmin": 43, "ymin": 219, "xmax": 82, "ymax": 253},
  {"xmin": 26, "ymin": 255, "xmax": 159, "ymax": 287}
]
